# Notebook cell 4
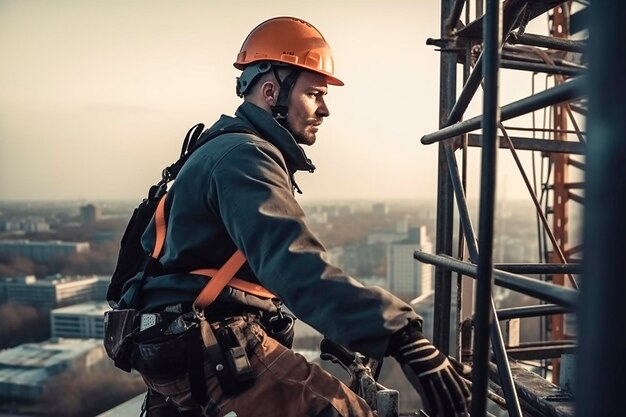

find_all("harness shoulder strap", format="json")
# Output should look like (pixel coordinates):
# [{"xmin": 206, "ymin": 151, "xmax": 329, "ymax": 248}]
[
  {"xmin": 151, "ymin": 193, "xmax": 276, "ymax": 310},
  {"xmin": 192, "ymin": 250, "xmax": 246, "ymax": 309},
  {"xmin": 152, "ymin": 195, "xmax": 168, "ymax": 259}
]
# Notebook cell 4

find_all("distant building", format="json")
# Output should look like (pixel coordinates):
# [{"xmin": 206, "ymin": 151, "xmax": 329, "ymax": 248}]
[
  {"xmin": 395, "ymin": 219, "xmax": 409, "ymax": 234},
  {"xmin": 367, "ymin": 220, "xmax": 408, "ymax": 244},
  {"xmin": 372, "ymin": 203, "xmax": 388, "ymax": 215},
  {"xmin": 320, "ymin": 204, "xmax": 354, "ymax": 217},
  {"xmin": 80, "ymin": 204, "xmax": 101, "ymax": 225},
  {"xmin": 0, "ymin": 220, "xmax": 20, "ymax": 232},
  {"xmin": 326, "ymin": 243, "xmax": 386, "ymax": 282},
  {"xmin": 367, "ymin": 230, "xmax": 407, "ymax": 245},
  {"xmin": 0, "ymin": 218, "xmax": 50, "ymax": 233},
  {"xmin": 387, "ymin": 226, "xmax": 434, "ymax": 297},
  {"xmin": 0, "ymin": 338, "xmax": 106, "ymax": 401},
  {"xmin": 0, "ymin": 239, "xmax": 90, "ymax": 262},
  {"xmin": 51, "ymin": 302, "xmax": 109, "ymax": 339},
  {"xmin": 0, "ymin": 275, "xmax": 100, "ymax": 310},
  {"xmin": 21, "ymin": 218, "xmax": 51, "ymax": 233}
]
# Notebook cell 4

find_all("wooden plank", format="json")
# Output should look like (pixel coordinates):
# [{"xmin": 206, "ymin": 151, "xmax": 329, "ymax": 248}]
[{"xmin": 490, "ymin": 361, "xmax": 575, "ymax": 417}]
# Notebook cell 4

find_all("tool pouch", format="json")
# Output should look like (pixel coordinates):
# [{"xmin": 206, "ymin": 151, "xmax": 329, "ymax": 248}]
[
  {"xmin": 131, "ymin": 328, "xmax": 199, "ymax": 383},
  {"xmin": 129, "ymin": 314, "xmax": 208, "ymax": 405},
  {"xmin": 103, "ymin": 309, "xmax": 139, "ymax": 372},
  {"xmin": 200, "ymin": 319, "xmax": 256, "ymax": 395},
  {"xmin": 217, "ymin": 325, "xmax": 255, "ymax": 384}
]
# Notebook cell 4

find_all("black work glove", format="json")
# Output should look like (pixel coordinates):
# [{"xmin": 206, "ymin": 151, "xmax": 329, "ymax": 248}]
[{"xmin": 388, "ymin": 321, "xmax": 471, "ymax": 417}]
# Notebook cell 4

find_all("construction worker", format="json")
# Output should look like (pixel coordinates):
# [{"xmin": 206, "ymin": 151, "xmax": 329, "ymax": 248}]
[{"xmin": 122, "ymin": 16, "xmax": 471, "ymax": 417}]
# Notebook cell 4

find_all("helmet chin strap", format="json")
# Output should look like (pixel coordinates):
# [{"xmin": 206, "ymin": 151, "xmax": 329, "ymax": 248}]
[
  {"xmin": 271, "ymin": 66, "xmax": 300, "ymax": 124},
  {"xmin": 235, "ymin": 61, "xmax": 300, "ymax": 127}
]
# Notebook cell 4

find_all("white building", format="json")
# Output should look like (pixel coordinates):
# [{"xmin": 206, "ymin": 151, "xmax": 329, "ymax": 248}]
[
  {"xmin": 0, "ymin": 338, "xmax": 106, "ymax": 401},
  {"xmin": 0, "ymin": 239, "xmax": 89, "ymax": 262},
  {"xmin": 51, "ymin": 302, "xmax": 110, "ymax": 339},
  {"xmin": 387, "ymin": 226, "xmax": 434, "ymax": 297},
  {"xmin": 0, "ymin": 219, "xmax": 50, "ymax": 233},
  {"xmin": 1, "ymin": 275, "xmax": 101, "ymax": 309}
]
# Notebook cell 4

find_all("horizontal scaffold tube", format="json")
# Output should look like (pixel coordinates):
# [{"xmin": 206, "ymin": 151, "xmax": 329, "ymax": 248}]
[
  {"xmin": 414, "ymin": 250, "xmax": 578, "ymax": 309},
  {"xmin": 496, "ymin": 304, "xmax": 568, "ymax": 320},
  {"xmin": 421, "ymin": 76, "xmax": 586, "ymax": 145}
]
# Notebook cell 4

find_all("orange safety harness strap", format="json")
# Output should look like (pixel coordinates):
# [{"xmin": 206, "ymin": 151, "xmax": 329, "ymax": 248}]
[
  {"xmin": 152, "ymin": 195, "xmax": 168, "ymax": 259},
  {"xmin": 152, "ymin": 194, "xmax": 276, "ymax": 310},
  {"xmin": 190, "ymin": 267, "xmax": 276, "ymax": 301}
]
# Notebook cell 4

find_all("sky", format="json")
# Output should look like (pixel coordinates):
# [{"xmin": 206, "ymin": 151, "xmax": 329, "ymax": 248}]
[{"xmin": 0, "ymin": 0, "xmax": 578, "ymax": 203}]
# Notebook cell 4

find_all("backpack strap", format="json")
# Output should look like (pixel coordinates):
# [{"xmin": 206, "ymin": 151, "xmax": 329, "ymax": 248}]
[
  {"xmin": 151, "ymin": 193, "xmax": 276, "ymax": 311},
  {"xmin": 163, "ymin": 125, "xmax": 258, "ymax": 182}
]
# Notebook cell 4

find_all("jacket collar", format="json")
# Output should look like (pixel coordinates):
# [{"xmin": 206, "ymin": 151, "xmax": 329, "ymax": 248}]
[{"xmin": 234, "ymin": 102, "xmax": 316, "ymax": 173}]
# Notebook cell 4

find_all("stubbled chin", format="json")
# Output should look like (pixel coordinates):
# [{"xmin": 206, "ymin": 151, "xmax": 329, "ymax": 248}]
[{"xmin": 296, "ymin": 134, "xmax": 316, "ymax": 146}]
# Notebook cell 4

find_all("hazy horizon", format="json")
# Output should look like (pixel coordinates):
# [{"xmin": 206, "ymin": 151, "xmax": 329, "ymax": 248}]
[{"xmin": 1, "ymin": 1, "xmax": 582, "ymax": 203}]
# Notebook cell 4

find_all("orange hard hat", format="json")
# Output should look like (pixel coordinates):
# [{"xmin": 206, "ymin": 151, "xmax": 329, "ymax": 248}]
[{"xmin": 234, "ymin": 16, "xmax": 344, "ymax": 86}]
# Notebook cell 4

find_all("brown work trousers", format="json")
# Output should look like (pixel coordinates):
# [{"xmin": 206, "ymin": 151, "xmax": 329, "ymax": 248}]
[{"xmin": 140, "ymin": 316, "xmax": 376, "ymax": 417}]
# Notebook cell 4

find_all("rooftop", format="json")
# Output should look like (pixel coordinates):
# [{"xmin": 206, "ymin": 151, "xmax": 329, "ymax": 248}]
[
  {"xmin": 1, "ymin": 274, "xmax": 102, "ymax": 286},
  {"xmin": 0, "ymin": 338, "xmax": 101, "ymax": 369},
  {"xmin": 0, "ymin": 338, "xmax": 103, "ymax": 389},
  {"xmin": 51, "ymin": 301, "xmax": 110, "ymax": 317},
  {"xmin": 0, "ymin": 239, "xmax": 89, "ymax": 246}
]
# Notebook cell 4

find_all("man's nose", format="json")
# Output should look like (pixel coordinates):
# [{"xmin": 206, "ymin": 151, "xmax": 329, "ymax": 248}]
[{"xmin": 317, "ymin": 99, "xmax": 330, "ymax": 118}]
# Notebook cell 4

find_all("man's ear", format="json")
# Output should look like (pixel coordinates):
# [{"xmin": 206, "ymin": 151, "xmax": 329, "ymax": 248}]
[{"xmin": 260, "ymin": 81, "xmax": 279, "ymax": 107}]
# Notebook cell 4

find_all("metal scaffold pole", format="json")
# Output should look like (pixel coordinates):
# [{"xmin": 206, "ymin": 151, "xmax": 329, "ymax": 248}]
[
  {"xmin": 432, "ymin": 0, "xmax": 458, "ymax": 355},
  {"xmin": 471, "ymin": 0, "xmax": 502, "ymax": 415}
]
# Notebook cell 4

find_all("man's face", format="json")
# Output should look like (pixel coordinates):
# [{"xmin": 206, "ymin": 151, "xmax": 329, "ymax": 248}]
[{"xmin": 285, "ymin": 71, "xmax": 330, "ymax": 146}]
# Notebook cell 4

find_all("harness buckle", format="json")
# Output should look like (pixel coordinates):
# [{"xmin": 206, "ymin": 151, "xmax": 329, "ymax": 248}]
[{"xmin": 192, "ymin": 303, "xmax": 205, "ymax": 321}]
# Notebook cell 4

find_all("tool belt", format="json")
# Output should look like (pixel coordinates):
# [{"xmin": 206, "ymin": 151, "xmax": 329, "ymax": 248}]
[{"xmin": 105, "ymin": 303, "xmax": 295, "ymax": 397}]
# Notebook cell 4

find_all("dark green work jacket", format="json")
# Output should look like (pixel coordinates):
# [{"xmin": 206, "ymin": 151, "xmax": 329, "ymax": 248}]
[{"xmin": 120, "ymin": 101, "xmax": 420, "ymax": 359}]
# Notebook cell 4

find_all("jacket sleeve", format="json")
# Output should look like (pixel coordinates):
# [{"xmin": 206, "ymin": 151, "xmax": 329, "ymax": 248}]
[{"xmin": 208, "ymin": 139, "xmax": 421, "ymax": 359}]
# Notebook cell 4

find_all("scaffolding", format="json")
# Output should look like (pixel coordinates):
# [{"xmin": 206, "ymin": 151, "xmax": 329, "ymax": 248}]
[{"xmin": 417, "ymin": 1, "xmax": 596, "ymax": 416}]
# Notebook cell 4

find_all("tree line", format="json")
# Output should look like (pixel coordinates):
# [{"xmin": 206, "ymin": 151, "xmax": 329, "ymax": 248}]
[{"xmin": 0, "ymin": 303, "xmax": 50, "ymax": 349}]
